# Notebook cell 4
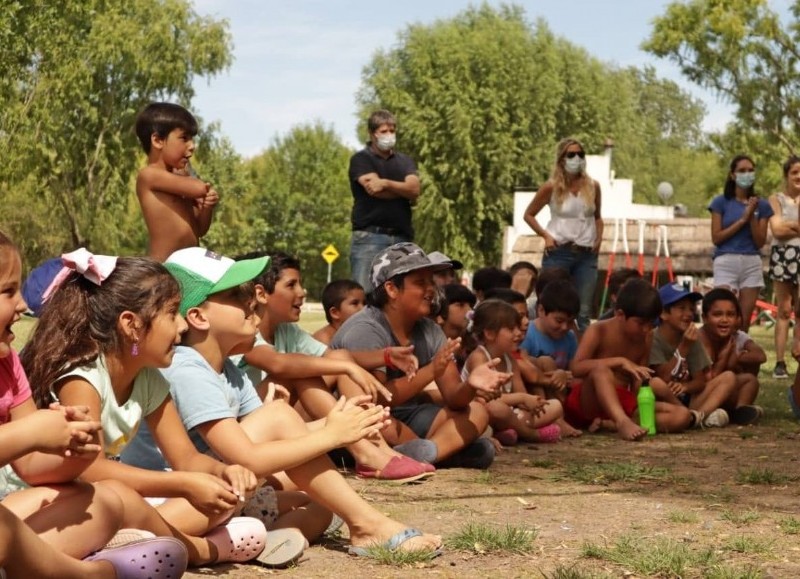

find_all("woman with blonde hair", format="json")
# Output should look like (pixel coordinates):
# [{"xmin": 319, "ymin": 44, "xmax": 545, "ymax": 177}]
[{"xmin": 524, "ymin": 138, "xmax": 603, "ymax": 332}]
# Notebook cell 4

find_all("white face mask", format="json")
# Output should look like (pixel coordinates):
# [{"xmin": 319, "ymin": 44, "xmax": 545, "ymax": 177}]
[
  {"xmin": 375, "ymin": 134, "xmax": 396, "ymax": 152},
  {"xmin": 564, "ymin": 156, "xmax": 585, "ymax": 175}
]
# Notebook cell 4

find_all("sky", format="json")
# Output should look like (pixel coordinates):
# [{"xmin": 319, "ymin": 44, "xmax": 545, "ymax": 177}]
[{"xmin": 191, "ymin": 0, "xmax": 740, "ymax": 158}]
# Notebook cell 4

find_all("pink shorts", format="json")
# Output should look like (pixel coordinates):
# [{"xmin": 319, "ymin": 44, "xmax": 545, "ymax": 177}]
[{"xmin": 564, "ymin": 381, "xmax": 637, "ymax": 429}]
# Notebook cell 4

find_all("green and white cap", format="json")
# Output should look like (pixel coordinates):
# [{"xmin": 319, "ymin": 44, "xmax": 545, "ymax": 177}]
[{"xmin": 165, "ymin": 247, "xmax": 270, "ymax": 315}]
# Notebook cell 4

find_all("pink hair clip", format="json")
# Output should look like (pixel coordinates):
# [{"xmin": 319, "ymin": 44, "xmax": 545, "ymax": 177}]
[{"xmin": 42, "ymin": 248, "xmax": 118, "ymax": 302}]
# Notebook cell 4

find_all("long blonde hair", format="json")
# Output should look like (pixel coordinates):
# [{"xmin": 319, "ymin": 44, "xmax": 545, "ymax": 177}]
[{"xmin": 549, "ymin": 137, "xmax": 596, "ymax": 211}]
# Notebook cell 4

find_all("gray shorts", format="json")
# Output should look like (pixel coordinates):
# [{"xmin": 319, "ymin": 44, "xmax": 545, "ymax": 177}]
[
  {"xmin": 390, "ymin": 403, "xmax": 443, "ymax": 439},
  {"xmin": 713, "ymin": 253, "xmax": 764, "ymax": 290}
]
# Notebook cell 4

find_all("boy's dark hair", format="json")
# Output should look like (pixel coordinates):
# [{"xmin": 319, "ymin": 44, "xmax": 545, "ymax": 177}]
[
  {"xmin": 484, "ymin": 287, "xmax": 526, "ymax": 306},
  {"xmin": 535, "ymin": 266, "xmax": 570, "ymax": 297},
  {"xmin": 368, "ymin": 273, "xmax": 407, "ymax": 308},
  {"xmin": 321, "ymin": 279, "xmax": 364, "ymax": 324},
  {"xmin": 615, "ymin": 278, "xmax": 662, "ymax": 320},
  {"xmin": 440, "ymin": 283, "xmax": 476, "ymax": 322},
  {"xmin": 237, "ymin": 250, "xmax": 301, "ymax": 294},
  {"xmin": 135, "ymin": 102, "xmax": 198, "ymax": 154},
  {"xmin": 471, "ymin": 267, "xmax": 512, "ymax": 295},
  {"xmin": 367, "ymin": 109, "xmax": 396, "ymax": 134},
  {"xmin": 508, "ymin": 261, "xmax": 538, "ymax": 277},
  {"xmin": 538, "ymin": 279, "xmax": 580, "ymax": 317},
  {"xmin": 444, "ymin": 283, "xmax": 477, "ymax": 307},
  {"xmin": 508, "ymin": 261, "xmax": 538, "ymax": 297},
  {"xmin": 608, "ymin": 268, "xmax": 641, "ymax": 299},
  {"xmin": 701, "ymin": 287, "xmax": 741, "ymax": 317}
]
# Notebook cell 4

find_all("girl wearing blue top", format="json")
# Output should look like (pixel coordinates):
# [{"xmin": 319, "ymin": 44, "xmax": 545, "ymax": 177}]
[{"xmin": 708, "ymin": 154, "xmax": 773, "ymax": 331}]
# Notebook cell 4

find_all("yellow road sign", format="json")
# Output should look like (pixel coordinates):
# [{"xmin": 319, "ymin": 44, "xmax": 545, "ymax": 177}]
[{"xmin": 321, "ymin": 244, "xmax": 340, "ymax": 265}]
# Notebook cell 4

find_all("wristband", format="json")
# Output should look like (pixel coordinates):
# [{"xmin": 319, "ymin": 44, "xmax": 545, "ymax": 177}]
[{"xmin": 384, "ymin": 347, "xmax": 398, "ymax": 370}]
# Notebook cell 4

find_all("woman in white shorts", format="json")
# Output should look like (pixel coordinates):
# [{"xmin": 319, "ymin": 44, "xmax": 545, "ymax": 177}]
[
  {"xmin": 768, "ymin": 156, "xmax": 800, "ymax": 378},
  {"xmin": 708, "ymin": 154, "xmax": 774, "ymax": 331}
]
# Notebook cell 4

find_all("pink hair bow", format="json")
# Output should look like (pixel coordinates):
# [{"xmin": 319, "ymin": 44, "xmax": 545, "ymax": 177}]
[{"xmin": 42, "ymin": 248, "xmax": 118, "ymax": 302}]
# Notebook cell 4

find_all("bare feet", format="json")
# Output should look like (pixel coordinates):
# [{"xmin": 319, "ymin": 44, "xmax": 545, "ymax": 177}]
[
  {"xmin": 616, "ymin": 418, "xmax": 647, "ymax": 441},
  {"xmin": 557, "ymin": 417, "xmax": 582, "ymax": 437},
  {"xmin": 587, "ymin": 418, "xmax": 615, "ymax": 433}
]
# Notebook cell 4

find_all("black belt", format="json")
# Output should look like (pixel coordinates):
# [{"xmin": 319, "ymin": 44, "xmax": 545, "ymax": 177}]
[
  {"xmin": 558, "ymin": 242, "xmax": 594, "ymax": 253},
  {"xmin": 357, "ymin": 226, "xmax": 409, "ymax": 236}
]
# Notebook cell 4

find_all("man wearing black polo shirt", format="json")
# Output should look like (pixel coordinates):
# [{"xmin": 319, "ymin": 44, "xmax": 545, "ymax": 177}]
[{"xmin": 349, "ymin": 109, "xmax": 421, "ymax": 289}]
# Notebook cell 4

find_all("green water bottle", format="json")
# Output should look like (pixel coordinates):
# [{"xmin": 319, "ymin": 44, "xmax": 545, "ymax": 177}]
[{"xmin": 637, "ymin": 381, "xmax": 656, "ymax": 436}]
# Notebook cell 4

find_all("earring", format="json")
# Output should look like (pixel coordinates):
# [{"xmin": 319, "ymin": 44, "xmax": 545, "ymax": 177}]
[{"xmin": 131, "ymin": 340, "xmax": 139, "ymax": 357}]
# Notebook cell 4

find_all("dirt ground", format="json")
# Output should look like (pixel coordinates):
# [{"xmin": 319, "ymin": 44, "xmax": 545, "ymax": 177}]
[{"xmin": 183, "ymin": 367, "xmax": 800, "ymax": 578}]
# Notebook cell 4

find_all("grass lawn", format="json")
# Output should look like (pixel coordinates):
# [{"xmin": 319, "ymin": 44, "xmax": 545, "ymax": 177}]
[{"xmin": 11, "ymin": 313, "xmax": 800, "ymax": 578}]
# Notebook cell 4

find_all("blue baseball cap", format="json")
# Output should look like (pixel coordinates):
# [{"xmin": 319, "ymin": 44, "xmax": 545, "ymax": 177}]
[
  {"xmin": 22, "ymin": 257, "xmax": 64, "ymax": 317},
  {"xmin": 658, "ymin": 282, "xmax": 702, "ymax": 308}
]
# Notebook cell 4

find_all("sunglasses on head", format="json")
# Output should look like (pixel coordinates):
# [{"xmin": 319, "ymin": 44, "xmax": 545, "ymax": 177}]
[{"xmin": 565, "ymin": 151, "xmax": 585, "ymax": 159}]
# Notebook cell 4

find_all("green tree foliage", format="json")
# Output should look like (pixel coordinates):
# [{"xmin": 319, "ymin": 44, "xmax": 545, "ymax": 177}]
[
  {"xmin": 605, "ymin": 66, "xmax": 719, "ymax": 209},
  {"xmin": 644, "ymin": 0, "xmax": 800, "ymax": 154},
  {"xmin": 242, "ymin": 122, "xmax": 353, "ymax": 299},
  {"xmin": 358, "ymin": 4, "xmax": 713, "ymax": 266},
  {"xmin": 0, "ymin": 0, "xmax": 231, "ymax": 267},
  {"xmin": 357, "ymin": 5, "xmax": 561, "ymax": 266}
]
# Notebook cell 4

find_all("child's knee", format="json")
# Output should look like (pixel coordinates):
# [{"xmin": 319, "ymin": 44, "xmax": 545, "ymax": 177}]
[
  {"xmin": 588, "ymin": 365, "xmax": 614, "ymax": 382},
  {"xmin": 536, "ymin": 356, "xmax": 557, "ymax": 371},
  {"xmin": 485, "ymin": 400, "xmax": 513, "ymax": 420},
  {"xmin": 546, "ymin": 398, "xmax": 564, "ymax": 419},
  {"xmin": 467, "ymin": 400, "xmax": 490, "ymax": 431},
  {"xmin": 658, "ymin": 404, "xmax": 691, "ymax": 432}
]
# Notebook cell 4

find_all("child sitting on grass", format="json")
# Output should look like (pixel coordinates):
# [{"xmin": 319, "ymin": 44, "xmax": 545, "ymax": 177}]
[
  {"xmin": 23, "ymin": 251, "xmax": 271, "ymax": 568},
  {"xmin": 462, "ymin": 299, "xmax": 562, "ymax": 446},
  {"xmin": 332, "ymin": 243, "xmax": 511, "ymax": 469},
  {"xmin": 238, "ymin": 251, "xmax": 431, "ymax": 482},
  {"xmin": 519, "ymin": 279, "xmax": 582, "ymax": 436},
  {"xmin": 313, "ymin": 279, "xmax": 366, "ymax": 345},
  {"xmin": 698, "ymin": 288, "xmax": 764, "ymax": 425},
  {"xmin": 0, "ymin": 231, "xmax": 189, "ymax": 578},
  {"xmin": 650, "ymin": 283, "xmax": 736, "ymax": 428},
  {"xmin": 123, "ymin": 247, "xmax": 442, "ymax": 558},
  {"xmin": 568, "ymin": 279, "xmax": 692, "ymax": 440}
]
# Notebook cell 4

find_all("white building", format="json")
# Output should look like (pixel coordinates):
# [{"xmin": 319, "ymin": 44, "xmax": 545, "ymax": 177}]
[{"xmin": 505, "ymin": 144, "xmax": 675, "ymax": 258}]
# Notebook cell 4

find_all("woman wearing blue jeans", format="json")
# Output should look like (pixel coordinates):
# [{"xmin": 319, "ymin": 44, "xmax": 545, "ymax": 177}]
[{"xmin": 524, "ymin": 138, "xmax": 603, "ymax": 332}]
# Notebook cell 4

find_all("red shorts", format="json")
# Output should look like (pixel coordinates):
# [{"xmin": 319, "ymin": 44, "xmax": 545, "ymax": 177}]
[{"xmin": 564, "ymin": 381, "xmax": 638, "ymax": 429}]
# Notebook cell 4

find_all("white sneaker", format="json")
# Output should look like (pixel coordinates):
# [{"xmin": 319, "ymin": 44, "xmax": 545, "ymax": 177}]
[
  {"xmin": 689, "ymin": 409, "xmax": 705, "ymax": 429},
  {"xmin": 703, "ymin": 408, "xmax": 729, "ymax": 428}
]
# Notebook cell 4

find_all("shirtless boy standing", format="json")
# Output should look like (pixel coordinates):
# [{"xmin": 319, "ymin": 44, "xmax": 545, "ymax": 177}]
[
  {"xmin": 567, "ymin": 279, "xmax": 691, "ymax": 440},
  {"xmin": 135, "ymin": 102, "xmax": 219, "ymax": 261}
]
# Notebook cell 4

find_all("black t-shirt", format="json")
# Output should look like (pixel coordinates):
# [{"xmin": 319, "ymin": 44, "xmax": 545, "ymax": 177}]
[{"xmin": 349, "ymin": 145, "xmax": 418, "ymax": 238}]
